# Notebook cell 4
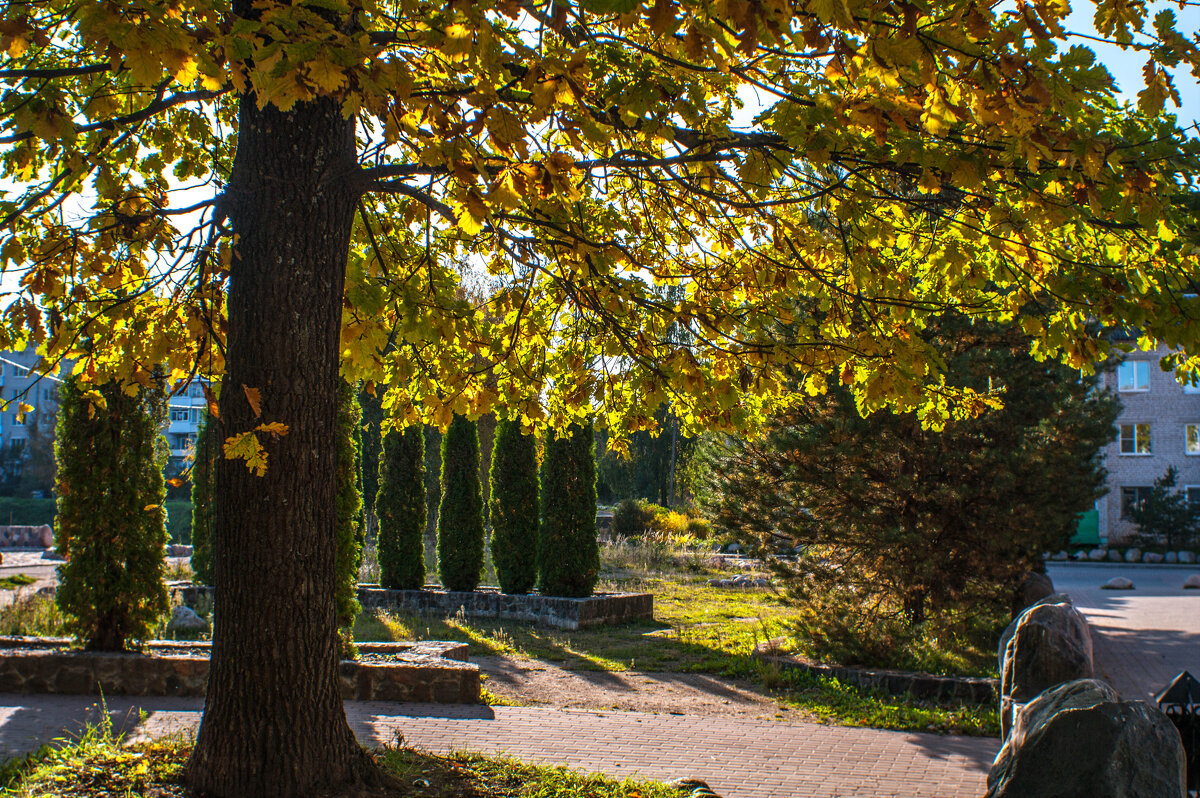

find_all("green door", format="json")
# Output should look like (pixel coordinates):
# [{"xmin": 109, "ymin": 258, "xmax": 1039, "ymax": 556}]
[{"xmin": 1072, "ymin": 509, "xmax": 1100, "ymax": 545}]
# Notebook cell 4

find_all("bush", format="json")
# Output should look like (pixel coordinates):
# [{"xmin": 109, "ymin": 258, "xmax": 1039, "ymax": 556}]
[
  {"xmin": 489, "ymin": 418, "xmax": 539, "ymax": 594},
  {"xmin": 611, "ymin": 499, "xmax": 656, "ymax": 537},
  {"xmin": 0, "ymin": 497, "xmax": 55, "ymax": 526},
  {"xmin": 437, "ymin": 414, "xmax": 485, "ymax": 592},
  {"xmin": 539, "ymin": 420, "xmax": 599, "ymax": 597},
  {"xmin": 376, "ymin": 425, "xmax": 426, "ymax": 589},
  {"xmin": 54, "ymin": 378, "xmax": 170, "ymax": 651},
  {"xmin": 335, "ymin": 381, "xmax": 364, "ymax": 654},
  {"xmin": 685, "ymin": 517, "xmax": 712, "ymax": 539},
  {"xmin": 190, "ymin": 414, "xmax": 217, "ymax": 584}
]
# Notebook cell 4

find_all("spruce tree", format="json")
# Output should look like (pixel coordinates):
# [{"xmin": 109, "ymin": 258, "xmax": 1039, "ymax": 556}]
[
  {"xmin": 539, "ymin": 420, "xmax": 599, "ymax": 597},
  {"xmin": 54, "ymin": 377, "xmax": 170, "ymax": 651},
  {"xmin": 376, "ymin": 426, "xmax": 426, "ymax": 589},
  {"xmin": 490, "ymin": 418, "xmax": 539, "ymax": 594},
  {"xmin": 437, "ymin": 414, "xmax": 484, "ymax": 592},
  {"xmin": 190, "ymin": 410, "xmax": 217, "ymax": 585},
  {"xmin": 335, "ymin": 381, "xmax": 364, "ymax": 654}
]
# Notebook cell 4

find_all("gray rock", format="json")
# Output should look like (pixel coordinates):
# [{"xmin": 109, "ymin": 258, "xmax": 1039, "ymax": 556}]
[
  {"xmin": 167, "ymin": 605, "xmax": 209, "ymax": 634},
  {"xmin": 1072, "ymin": 550, "xmax": 1089, "ymax": 561},
  {"xmin": 1143, "ymin": 552, "xmax": 1164, "ymax": 564},
  {"xmin": 999, "ymin": 594, "xmax": 1093, "ymax": 737},
  {"xmin": 1124, "ymin": 548, "xmax": 1142, "ymax": 563},
  {"xmin": 1179, "ymin": 551, "xmax": 1197, "ymax": 564},
  {"xmin": 987, "ymin": 679, "xmax": 1186, "ymax": 798},
  {"xmin": 1015, "ymin": 572, "xmax": 1055, "ymax": 611},
  {"xmin": 40, "ymin": 549, "xmax": 64, "ymax": 561},
  {"xmin": 724, "ymin": 543, "xmax": 743, "ymax": 554},
  {"xmin": 166, "ymin": 544, "xmax": 193, "ymax": 557},
  {"xmin": 1101, "ymin": 577, "xmax": 1134, "ymax": 590},
  {"xmin": 1183, "ymin": 574, "xmax": 1200, "ymax": 590},
  {"xmin": 1088, "ymin": 548, "xmax": 1108, "ymax": 561},
  {"xmin": 1165, "ymin": 551, "xmax": 1179, "ymax": 564},
  {"xmin": 1107, "ymin": 549, "xmax": 1124, "ymax": 563},
  {"xmin": 1050, "ymin": 550, "xmax": 1069, "ymax": 561}
]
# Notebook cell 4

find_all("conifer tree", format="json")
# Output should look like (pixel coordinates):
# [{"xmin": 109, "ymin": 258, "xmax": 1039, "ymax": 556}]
[
  {"xmin": 190, "ymin": 410, "xmax": 217, "ymax": 585},
  {"xmin": 489, "ymin": 418, "xmax": 539, "ymax": 594},
  {"xmin": 437, "ymin": 414, "xmax": 484, "ymax": 592},
  {"xmin": 376, "ymin": 426, "xmax": 426, "ymax": 589},
  {"xmin": 335, "ymin": 381, "xmax": 364, "ymax": 654},
  {"xmin": 54, "ymin": 377, "xmax": 170, "ymax": 651},
  {"xmin": 539, "ymin": 420, "xmax": 599, "ymax": 597}
]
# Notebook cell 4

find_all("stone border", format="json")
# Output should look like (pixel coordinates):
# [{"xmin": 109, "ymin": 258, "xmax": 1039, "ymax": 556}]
[
  {"xmin": 0, "ymin": 637, "xmax": 479, "ymax": 703},
  {"xmin": 751, "ymin": 643, "xmax": 998, "ymax": 704},
  {"xmin": 170, "ymin": 583, "xmax": 654, "ymax": 630}
]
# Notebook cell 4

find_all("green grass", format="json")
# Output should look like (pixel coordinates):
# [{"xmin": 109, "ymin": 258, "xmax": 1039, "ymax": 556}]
[
  {"xmin": 0, "ymin": 594, "xmax": 68, "ymax": 637},
  {"xmin": 763, "ymin": 668, "xmax": 1000, "ymax": 737},
  {"xmin": 0, "ymin": 574, "xmax": 37, "ymax": 591},
  {"xmin": 354, "ymin": 576, "xmax": 801, "ymax": 676},
  {"xmin": 0, "ymin": 719, "xmax": 687, "ymax": 798}
]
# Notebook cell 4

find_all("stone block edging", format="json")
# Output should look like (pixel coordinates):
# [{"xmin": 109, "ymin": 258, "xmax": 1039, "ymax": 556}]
[
  {"xmin": 751, "ymin": 646, "xmax": 998, "ymax": 704},
  {"xmin": 0, "ymin": 637, "xmax": 479, "ymax": 703},
  {"xmin": 169, "ymin": 583, "xmax": 654, "ymax": 631}
]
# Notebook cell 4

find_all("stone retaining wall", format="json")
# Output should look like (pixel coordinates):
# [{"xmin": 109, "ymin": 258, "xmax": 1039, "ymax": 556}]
[
  {"xmin": 0, "ymin": 637, "xmax": 479, "ymax": 703},
  {"xmin": 0, "ymin": 526, "xmax": 53, "ymax": 548},
  {"xmin": 751, "ymin": 643, "xmax": 998, "ymax": 703},
  {"xmin": 170, "ymin": 584, "xmax": 654, "ymax": 630}
]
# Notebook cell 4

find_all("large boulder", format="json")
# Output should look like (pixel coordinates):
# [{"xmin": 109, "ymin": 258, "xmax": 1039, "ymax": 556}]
[
  {"xmin": 1107, "ymin": 549, "xmax": 1124, "ymax": 563},
  {"xmin": 1180, "ymin": 551, "xmax": 1197, "ymax": 564},
  {"xmin": 999, "ymin": 594, "xmax": 1093, "ymax": 737},
  {"xmin": 1102, "ymin": 577, "xmax": 1134, "ymax": 590},
  {"xmin": 1012, "ymin": 572, "xmax": 1055, "ymax": 617},
  {"xmin": 1165, "ymin": 551, "xmax": 1179, "ymax": 564},
  {"xmin": 167, "ymin": 605, "xmax": 209, "ymax": 635},
  {"xmin": 987, "ymin": 679, "xmax": 1186, "ymax": 798},
  {"xmin": 1143, "ymin": 552, "xmax": 1164, "ymax": 564},
  {"xmin": 1124, "ymin": 548, "xmax": 1142, "ymax": 563},
  {"xmin": 1088, "ymin": 548, "xmax": 1108, "ymax": 561},
  {"xmin": 1183, "ymin": 574, "xmax": 1200, "ymax": 590}
]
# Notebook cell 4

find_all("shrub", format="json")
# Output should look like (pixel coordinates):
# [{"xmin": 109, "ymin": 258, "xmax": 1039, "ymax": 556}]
[
  {"xmin": 539, "ymin": 420, "xmax": 599, "ymax": 597},
  {"xmin": 438, "ymin": 414, "xmax": 485, "ymax": 591},
  {"xmin": 685, "ymin": 517, "xmax": 712, "ymax": 539},
  {"xmin": 54, "ymin": 378, "xmax": 170, "ymax": 651},
  {"xmin": 376, "ymin": 425, "xmax": 426, "ymax": 589},
  {"xmin": 489, "ymin": 418, "xmax": 539, "ymax": 594},
  {"xmin": 335, "ymin": 381, "xmax": 365, "ymax": 654},
  {"xmin": 190, "ymin": 413, "xmax": 217, "ymax": 585},
  {"xmin": 611, "ymin": 498, "xmax": 651, "ymax": 537}
]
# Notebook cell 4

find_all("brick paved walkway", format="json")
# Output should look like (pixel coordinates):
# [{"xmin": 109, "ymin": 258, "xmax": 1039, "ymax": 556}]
[
  {"xmin": 1048, "ymin": 563, "xmax": 1200, "ymax": 701},
  {"xmin": 0, "ymin": 694, "xmax": 998, "ymax": 798}
]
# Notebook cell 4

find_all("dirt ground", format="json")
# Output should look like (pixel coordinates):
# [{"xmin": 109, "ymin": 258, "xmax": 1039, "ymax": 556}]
[{"xmin": 476, "ymin": 655, "xmax": 804, "ymax": 720}]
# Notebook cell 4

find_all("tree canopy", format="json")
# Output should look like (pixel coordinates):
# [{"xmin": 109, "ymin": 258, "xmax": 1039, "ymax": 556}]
[{"xmin": 3, "ymin": 0, "xmax": 1198, "ymax": 439}]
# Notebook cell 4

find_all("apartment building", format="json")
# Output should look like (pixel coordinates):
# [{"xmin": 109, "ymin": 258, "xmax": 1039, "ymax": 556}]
[
  {"xmin": 1096, "ymin": 344, "xmax": 1200, "ymax": 544},
  {"xmin": 0, "ymin": 346, "xmax": 208, "ymax": 479}
]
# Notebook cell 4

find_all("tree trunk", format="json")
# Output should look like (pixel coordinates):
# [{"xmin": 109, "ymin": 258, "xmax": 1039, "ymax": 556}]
[{"xmin": 184, "ymin": 83, "xmax": 371, "ymax": 796}]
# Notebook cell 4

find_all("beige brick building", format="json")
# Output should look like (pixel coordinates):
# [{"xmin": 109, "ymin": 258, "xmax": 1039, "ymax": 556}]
[{"xmin": 1097, "ymin": 345, "xmax": 1200, "ymax": 543}]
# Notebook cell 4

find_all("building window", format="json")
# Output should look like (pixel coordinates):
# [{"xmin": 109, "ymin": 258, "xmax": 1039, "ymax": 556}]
[
  {"xmin": 1121, "ymin": 486, "xmax": 1153, "ymax": 518},
  {"xmin": 170, "ymin": 408, "xmax": 192, "ymax": 423},
  {"xmin": 1117, "ymin": 361, "xmax": 1150, "ymax": 392},
  {"xmin": 1188, "ymin": 424, "xmax": 1200, "ymax": 455},
  {"xmin": 1186, "ymin": 487, "xmax": 1200, "ymax": 508},
  {"xmin": 1120, "ymin": 423, "xmax": 1152, "ymax": 455}
]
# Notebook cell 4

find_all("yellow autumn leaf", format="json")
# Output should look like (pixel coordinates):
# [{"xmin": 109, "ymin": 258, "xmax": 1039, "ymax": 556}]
[
  {"xmin": 306, "ymin": 58, "xmax": 347, "ymax": 94},
  {"xmin": 224, "ymin": 431, "xmax": 269, "ymax": 477},
  {"xmin": 255, "ymin": 421, "xmax": 289, "ymax": 437},
  {"xmin": 242, "ymin": 384, "xmax": 262, "ymax": 417}
]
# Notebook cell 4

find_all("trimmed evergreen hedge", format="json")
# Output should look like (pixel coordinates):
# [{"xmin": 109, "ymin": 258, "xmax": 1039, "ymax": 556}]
[
  {"xmin": 335, "ymin": 381, "xmax": 365, "ymax": 654},
  {"xmin": 489, "ymin": 418, "xmax": 539, "ymax": 594},
  {"xmin": 437, "ymin": 414, "xmax": 484, "ymax": 592},
  {"xmin": 54, "ymin": 378, "xmax": 170, "ymax": 651},
  {"xmin": 189, "ymin": 414, "xmax": 217, "ymax": 584},
  {"xmin": 376, "ymin": 425, "xmax": 426, "ymax": 589},
  {"xmin": 538, "ymin": 420, "xmax": 599, "ymax": 597}
]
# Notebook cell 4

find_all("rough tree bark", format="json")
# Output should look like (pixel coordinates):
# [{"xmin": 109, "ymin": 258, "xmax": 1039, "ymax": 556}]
[{"xmin": 184, "ymin": 71, "xmax": 374, "ymax": 797}]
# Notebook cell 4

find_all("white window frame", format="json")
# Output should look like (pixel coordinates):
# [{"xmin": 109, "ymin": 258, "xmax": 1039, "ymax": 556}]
[
  {"xmin": 1117, "ymin": 361, "xmax": 1150, "ymax": 392},
  {"xmin": 1187, "ymin": 424, "xmax": 1200, "ymax": 455},
  {"xmin": 1120, "ymin": 423, "xmax": 1152, "ymax": 455}
]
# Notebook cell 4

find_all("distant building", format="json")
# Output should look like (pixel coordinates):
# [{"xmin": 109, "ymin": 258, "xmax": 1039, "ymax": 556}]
[
  {"xmin": 0, "ymin": 346, "xmax": 208, "ymax": 486},
  {"xmin": 1095, "ymin": 344, "xmax": 1200, "ymax": 544}
]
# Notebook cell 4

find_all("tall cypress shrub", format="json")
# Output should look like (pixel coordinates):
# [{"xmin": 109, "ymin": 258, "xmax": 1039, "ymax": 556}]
[
  {"xmin": 335, "ymin": 381, "xmax": 364, "ymax": 654},
  {"xmin": 190, "ymin": 410, "xmax": 217, "ymax": 585},
  {"xmin": 437, "ymin": 414, "xmax": 484, "ymax": 591},
  {"xmin": 55, "ymin": 377, "xmax": 170, "ymax": 651},
  {"xmin": 538, "ymin": 420, "xmax": 599, "ymax": 597},
  {"xmin": 376, "ymin": 426, "xmax": 426, "ymax": 589},
  {"xmin": 489, "ymin": 418, "xmax": 538, "ymax": 594}
]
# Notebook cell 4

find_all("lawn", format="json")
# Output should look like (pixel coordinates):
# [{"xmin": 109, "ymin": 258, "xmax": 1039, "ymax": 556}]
[{"xmin": 0, "ymin": 718, "xmax": 688, "ymax": 798}]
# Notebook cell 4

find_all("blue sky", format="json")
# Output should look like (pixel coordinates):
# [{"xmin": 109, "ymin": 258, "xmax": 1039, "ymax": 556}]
[{"xmin": 1066, "ymin": 1, "xmax": 1200, "ymax": 129}]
